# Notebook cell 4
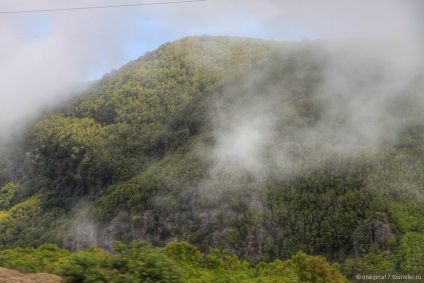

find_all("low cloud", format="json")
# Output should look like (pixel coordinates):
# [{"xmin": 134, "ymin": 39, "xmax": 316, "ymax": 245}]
[
  {"xmin": 208, "ymin": 37, "xmax": 423, "ymax": 178},
  {"xmin": 0, "ymin": 0, "xmax": 421, "ymax": 138}
]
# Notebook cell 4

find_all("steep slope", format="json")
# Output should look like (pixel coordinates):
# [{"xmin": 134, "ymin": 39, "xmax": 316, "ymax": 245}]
[
  {"xmin": 27, "ymin": 36, "xmax": 280, "ymax": 195},
  {"xmin": 0, "ymin": 36, "xmax": 423, "ymax": 279},
  {"xmin": 0, "ymin": 35, "xmax": 281, "ymax": 249}
]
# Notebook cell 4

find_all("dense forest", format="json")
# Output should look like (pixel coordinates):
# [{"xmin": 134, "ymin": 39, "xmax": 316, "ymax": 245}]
[{"xmin": 0, "ymin": 35, "xmax": 423, "ymax": 281}]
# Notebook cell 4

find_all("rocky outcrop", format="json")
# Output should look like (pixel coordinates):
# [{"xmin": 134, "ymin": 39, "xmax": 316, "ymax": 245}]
[
  {"xmin": 72, "ymin": 221, "xmax": 99, "ymax": 251},
  {"xmin": 68, "ymin": 204, "xmax": 270, "ymax": 263},
  {"xmin": 352, "ymin": 219, "xmax": 394, "ymax": 257},
  {"xmin": 100, "ymin": 211, "xmax": 132, "ymax": 248}
]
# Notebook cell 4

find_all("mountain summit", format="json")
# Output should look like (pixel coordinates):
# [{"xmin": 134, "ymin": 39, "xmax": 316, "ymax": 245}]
[{"xmin": 0, "ymin": 36, "xmax": 423, "ymax": 278}]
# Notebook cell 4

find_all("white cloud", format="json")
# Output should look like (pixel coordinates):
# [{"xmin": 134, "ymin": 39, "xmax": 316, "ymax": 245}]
[{"xmin": 0, "ymin": 0, "xmax": 421, "ymax": 134}]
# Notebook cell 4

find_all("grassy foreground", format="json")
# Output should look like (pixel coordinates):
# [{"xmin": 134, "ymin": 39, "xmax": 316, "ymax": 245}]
[{"xmin": 0, "ymin": 241, "xmax": 346, "ymax": 283}]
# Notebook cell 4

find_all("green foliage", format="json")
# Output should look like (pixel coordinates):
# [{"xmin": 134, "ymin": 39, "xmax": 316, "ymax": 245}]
[
  {"xmin": 111, "ymin": 241, "xmax": 183, "ymax": 283},
  {"xmin": 338, "ymin": 222, "xmax": 424, "ymax": 279},
  {"xmin": 398, "ymin": 232, "xmax": 424, "ymax": 272},
  {"xmin": 0, "ymin": 241, "xmax": 346, "ymax": 283},
  {"xmin": 166, "ymin": 243, "xmax": 345, "ymax": 283},
  {"xmin": 342, "ymin": 253, "xmax": 397, "ymax": 279},
  {"xmin": 165, "ymin": 242, "xmax": 347, "ymax": 283},
  {"xmin": 284, "ymin": 251, "xmax": 347, "ymax": 283},
  {"xmin": 0, "ymin": 244, "xmax": 71, "ymax": 273},
  {"xmin": 58, "ymin": 242, "xmax": 183, "ymax": 283},
  {"xmin": 166, "ymin": 242, "xmax": 347, "ymax": 283},
  {"xmin": 388, "ymin": 202, "xmax": 424, "ymax": 233},
  {"xmin": 0, "ymin": 183, "xmax": 15, "ymax": 210},
  {"xmin": 0, "ymin": 35, "xmax": 423, "ymax": 279},
  {"xmin": 28, "ymin": 115, "xmax": 105, "ymax": 194},
  {"xmin": 267, "ymin": 159, "xmax": 376, "ymax": 259},
  {"xmin": 165, "ymin": 242, "xmax": 203, "ymax": 266},
  {"xmin": 58, "ymin": 246, "xmax": 116, "ymax": 282},
  {"xmin": 0, "ymin": 196, "xmax": 44, "ymax": 249}
]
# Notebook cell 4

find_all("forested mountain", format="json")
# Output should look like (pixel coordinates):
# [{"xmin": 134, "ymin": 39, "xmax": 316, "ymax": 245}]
[{"xmin": 0, "ymin": 35, "xmax": 423, "ymax": 281}]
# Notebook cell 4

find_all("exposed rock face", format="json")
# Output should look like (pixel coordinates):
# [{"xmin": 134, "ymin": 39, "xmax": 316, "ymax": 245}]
[
  {"xmin": 69, "ymin": 207, "xmax": 269, "ymax": 262},
  {"xmin": 100, "ymin": 211, "xmax": 132, "ymax": 248},
  {"xmin": 72, "ymin": 221, "xmax": 99, "ymax": 251},
  {"xmin": 352, "ymin": 219, "xmax": 394, "ymax": 257}
]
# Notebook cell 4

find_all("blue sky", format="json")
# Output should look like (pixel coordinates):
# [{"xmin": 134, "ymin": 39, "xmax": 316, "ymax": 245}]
[
  {"xmin": 1, "ymin": 0, "xmax": 420, "ymax": 79},
  {"xmin": 0, "ymin": 0, "xmax": 422, "ymax": 131}
]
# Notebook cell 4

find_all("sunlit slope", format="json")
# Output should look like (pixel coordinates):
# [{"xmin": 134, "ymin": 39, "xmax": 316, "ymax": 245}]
[
  {"xmin": 28, "ymin": 36, "xmax": 280, "ymax": 194},
  {"xmin": 0, "ymin": 36, "xmax": 423, "ymax": 278},
  {"xmin": 0, "ymin": 35, "xmax": 281, "ymax": 248}
]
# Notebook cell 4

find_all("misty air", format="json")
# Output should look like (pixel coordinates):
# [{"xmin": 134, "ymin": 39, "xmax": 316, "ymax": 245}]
[{"xmin": 0, "ymin": 0, "xmax": 423, "ymax": 282}]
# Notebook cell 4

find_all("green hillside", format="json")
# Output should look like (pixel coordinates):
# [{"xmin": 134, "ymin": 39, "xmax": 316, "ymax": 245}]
[{"xmin": 0, "ymin": 36, "xmax": 423, "ymax": 281}]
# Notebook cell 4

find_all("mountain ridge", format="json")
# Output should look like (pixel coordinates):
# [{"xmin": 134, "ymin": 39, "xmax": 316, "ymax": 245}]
[{"xmin": 0, "ymin": 35, "xmax": 423, "ymax": 280}]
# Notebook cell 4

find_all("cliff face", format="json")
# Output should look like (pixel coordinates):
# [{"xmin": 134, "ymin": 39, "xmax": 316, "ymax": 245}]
[{"xmin": 71, "ymin": 207, "xmax": 269, "ymax": 263}]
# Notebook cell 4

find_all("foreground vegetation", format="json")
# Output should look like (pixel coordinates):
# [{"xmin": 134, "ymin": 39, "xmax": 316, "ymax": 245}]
[{"xmin": 0, "ymin": 241, "xmax": 346, "ymax": 283}]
